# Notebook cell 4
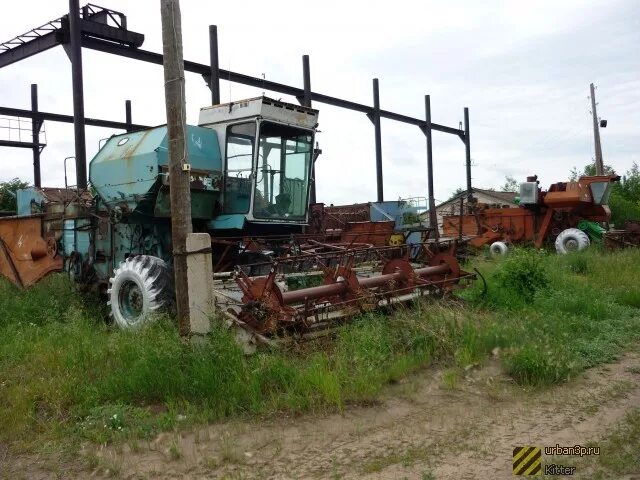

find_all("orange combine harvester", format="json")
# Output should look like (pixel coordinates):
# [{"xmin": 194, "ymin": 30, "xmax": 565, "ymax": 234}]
[{"xmin": 442, "ymin": 174, "xmax": 620, "ymax": 254}]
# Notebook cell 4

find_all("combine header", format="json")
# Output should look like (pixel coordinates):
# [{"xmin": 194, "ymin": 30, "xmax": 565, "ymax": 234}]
[
  {"xmin": 0, "ymin": 97, "xmax": 472, "ymax": 337},
  {"xmin": 225, "ymin": 247, "xmax": 469, "ymax": 336}
]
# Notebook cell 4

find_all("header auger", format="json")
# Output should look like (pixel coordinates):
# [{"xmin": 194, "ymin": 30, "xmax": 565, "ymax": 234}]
[{"xmin": 222, "ymin": 243, "xmax": 471, "ymax": 337}]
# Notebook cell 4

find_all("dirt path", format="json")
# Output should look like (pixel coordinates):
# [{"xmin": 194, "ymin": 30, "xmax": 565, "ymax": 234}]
[{"xmin": 5, "ymin": 346, "xmax": 640, "ymax": 479}]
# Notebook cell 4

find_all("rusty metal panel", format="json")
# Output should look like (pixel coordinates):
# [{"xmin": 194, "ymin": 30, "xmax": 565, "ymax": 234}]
[
  {"xmin": 0, "ymin": 215, "xmax": 63, "ymax": 288},
  {"xmin": 341, "ymin": 220, "xmax": 394, "ymax": 246},
  {"xmin": 324, "ymin": 203, "xmax": 371, "ymax": 229}
]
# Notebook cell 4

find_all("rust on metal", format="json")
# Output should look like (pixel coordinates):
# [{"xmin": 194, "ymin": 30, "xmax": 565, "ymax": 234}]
[
  {"xmin": 604, "ymin": 220, "xmax": 640, "ymax": 250},
  {"xmin": 0, "ymin": 215, "xmax": 63, "ymax": 288},
  {"xmin": 232, "ymin": 249, "xmax": 472, "ymax": 335},
  {"xmin": 443, "ymin": 175, "xmax": 620, "ymax": 249}
]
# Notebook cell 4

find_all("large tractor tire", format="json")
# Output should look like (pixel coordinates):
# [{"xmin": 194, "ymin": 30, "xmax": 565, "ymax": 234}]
[
  {"xmin": 489, "ymin": 241, "xmax": 509, "ymax": 256},
  {"xmin": 108, "ymin": 255, "xmax": 174, "ymax": 329},
  {"xmin": 555, "ymin": 228, "xmax": 590, "ymax": 254}
]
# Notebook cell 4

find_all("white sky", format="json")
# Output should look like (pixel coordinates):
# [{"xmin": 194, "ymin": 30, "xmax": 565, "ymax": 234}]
[{"xmin": 0, "ymin": 0, "xmax": 638, "ymax": 205}]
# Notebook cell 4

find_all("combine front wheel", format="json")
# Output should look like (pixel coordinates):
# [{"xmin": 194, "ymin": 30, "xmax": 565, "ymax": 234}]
[
  {"xmin": 108, "ymin": 255, "xmax": 175, "ymax": 328},
  {"xmin": 555, "ymin": 228, "xmax": 590, "ymax": 254}
]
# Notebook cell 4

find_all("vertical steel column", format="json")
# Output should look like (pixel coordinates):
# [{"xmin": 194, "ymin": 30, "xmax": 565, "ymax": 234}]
[
  {"xmin": 302, "ymin": 55, "xmax": 312, "ymax": 107},
  {"xmin": 372, "ymin": 78, "xmax": 383, "ymax": 202},
  {"xmin": 68, "ymin": 0, "xmax": 87, "ymax": 189},
  {"xmin": 125, "ymin": 100, "xmax": 132, "ymax": 132},
  {"xmin": 208, "ymin": 25, "xmax": 220, "ymax": 105},
  {"xmin": 464, "ymin": 107, "xmax": 472, "ymax": 196},
  {"xmin": 424, "ymin": 95, "xmax": 438, "ymax": 237},
  {"xmin": 301, "ymin": 54, "xmax": 315, "ymax": 204},
  {"xmin": 30, "ymin": 84, "xmax": 41, "ymax": 188},
  {"xmin": 458, "ymin": 196, "xmax": 464, "ymax": 240}
]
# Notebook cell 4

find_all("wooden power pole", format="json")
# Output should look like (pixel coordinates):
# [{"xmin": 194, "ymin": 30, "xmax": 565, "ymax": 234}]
[
  {"xmin": 160, "ymin": 0, "xmax": 192, "ymax": 335},
  {"xmin": 590, "ymin": 83, "xmax": 604, "ymax": 175}
]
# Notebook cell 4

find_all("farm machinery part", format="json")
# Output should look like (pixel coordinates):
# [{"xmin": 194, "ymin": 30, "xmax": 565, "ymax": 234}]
[
  {"xmin": 310, "ymin": 198, "xmax": 434, "ymax": 247},
  {"xmin": 0, "ymin": 214, "xmax": 62, "ymax": 288},
  {"xmin": 211, "ymin": 231, "xmax": 447, "ymax": 278},
  {"xmin": 603, "ymin": 220, "xmax": 640, "ymax": 250},
  {"xmin": 442, "ymin": 174, "xmax": 621, "ymax": 254},
  {"xmin": 224, "ymin": 246, "xmax": 472, "ymax": 335}
]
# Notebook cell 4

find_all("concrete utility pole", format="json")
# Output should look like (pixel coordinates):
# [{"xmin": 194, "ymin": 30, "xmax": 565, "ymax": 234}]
[
  {"xmin": 160, "ymin": 0, "xmax": 192, "ymax": 335},
  {"xmin": 590, "ymin": 83, "xmax": 604, "ymax": 175}
]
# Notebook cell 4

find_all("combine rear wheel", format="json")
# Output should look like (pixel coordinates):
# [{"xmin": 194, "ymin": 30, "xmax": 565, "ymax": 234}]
[
  {"xmin": 108, "ymin": 255, "xmax": 174, "ymax": 328},
  {"xmin": 489, "ymin": 241, "xmax": 509, "ymax": 256},
  {"xmin": 555, "ymin": 228, "xmax": 590, "ymax": 254}
]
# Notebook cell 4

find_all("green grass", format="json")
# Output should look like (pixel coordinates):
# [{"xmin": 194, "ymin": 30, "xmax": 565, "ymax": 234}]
[
  {"xmin": 1, "ymin": 248, "xmax": 640, "ymax": 453},
  {"xmin": 461, "ymin": 248, "xmax": 640, "ymax": 385},
  {"xmin": 545, "ymin": 408, "xmax": 640, "ymax": 479},
  {"xmin": 589, "ymin": 408, "xmax": 640, "ymax": 478}
]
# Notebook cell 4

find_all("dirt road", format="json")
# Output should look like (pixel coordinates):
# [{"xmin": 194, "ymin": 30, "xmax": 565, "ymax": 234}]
[{"xmin": 5, "ymin": 347, "xmax": 640, "ymax": 479}]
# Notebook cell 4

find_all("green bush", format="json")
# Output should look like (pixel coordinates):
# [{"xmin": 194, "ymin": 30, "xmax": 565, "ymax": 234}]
[
  {"xmin": 609, "ymin": 192, "xmax": 640, "ymax": 227},
  {"xmin": 504, "ymin": 343, "xmax": 581, "ymax": 386},
  {"xmin": 0, "ymin": 178, "xmax": 29, "ymax": 212},
  {"xmin": 493, "ymin": 249, "xmax": 550, "ymax": 301}
]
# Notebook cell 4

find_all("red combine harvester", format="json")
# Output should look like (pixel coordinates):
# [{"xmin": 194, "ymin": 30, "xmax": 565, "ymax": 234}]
[{"xmin": 442, "ymin": 175, "xmax": 620, "ymax": 254}]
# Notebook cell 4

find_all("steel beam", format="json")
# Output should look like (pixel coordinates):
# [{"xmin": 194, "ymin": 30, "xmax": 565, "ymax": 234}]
[
  {"xmin": 301, "ymin": 55, "xmax": 312, "ymax": 107},
  {"xmin": 0, "ymin": 140, "xmax": 46, "ymax": 149},
  {"xmin": 464, "ymin": 107, "xmax": 472, "ymax": 196},
  {"xmin": 0, "ymin": 31, "xmax": 64, "ymax": 69},
  {"xmin": 300, "ymin": 55, "xmax": 315, "ymax": 204},
  {"xmin": 78, "ymin": 18, "xmax": 143, "ymax": 48},
  {"xmin": 208, "ymin": 25, "xmax": 220, "ymax": 105},
  {"xmin": 80, "ymin": 38, "xmax": 464, "ymax": 136},
  {"xmin": 69, "ymin": 0, "xmax": 87, "ymax": 190},
  {"xmin": 31, "ymin": 84, "xmax": 41, "ymax": 187},
  {"xmin": 0, "ymin": 106, "xmax": 148, "ymax": 131},
  {"xmin": 424, "ymin": 95, "xmax": 438, "ymax": 237},
  {"xmin": 372, "ymin": 78, "xmax": 383, "ymax": 202},
  {"xmin": 125, "ymin": 99, "xmax": 132, "ymax": 132}
]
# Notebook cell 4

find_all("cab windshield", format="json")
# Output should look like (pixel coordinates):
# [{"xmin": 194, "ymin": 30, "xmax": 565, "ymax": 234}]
[{"xmin": 253, "ymin": 122, "xmax": 313, "ymax": 220}]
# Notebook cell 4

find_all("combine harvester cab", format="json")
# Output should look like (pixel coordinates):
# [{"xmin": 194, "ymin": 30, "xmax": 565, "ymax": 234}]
[{"xmin": 442, "ymin": 174, "xmax": 620, "ymax": 255}]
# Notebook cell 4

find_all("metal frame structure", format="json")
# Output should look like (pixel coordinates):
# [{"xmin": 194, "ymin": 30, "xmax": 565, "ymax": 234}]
[
  {"xmin": 0, "ymin": 2, "xmax": 474, "ymax": 221},
  {"xmin": 0, "ymin": 87, "xmax": 146, "ymax": 187}
]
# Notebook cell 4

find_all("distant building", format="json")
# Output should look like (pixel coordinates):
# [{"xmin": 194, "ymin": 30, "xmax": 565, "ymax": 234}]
[{"xmin": 421, "ymin": 188, "xmax": 519, "ymax": 233}]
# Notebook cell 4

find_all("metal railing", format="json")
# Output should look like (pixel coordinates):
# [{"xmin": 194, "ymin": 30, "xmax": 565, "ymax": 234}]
[{"xmin": 0, "ymin": 116, "xmax": 46, "ymax": 147}]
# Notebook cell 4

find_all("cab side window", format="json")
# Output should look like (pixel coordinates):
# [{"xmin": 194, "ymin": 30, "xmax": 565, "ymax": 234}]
[{"xmin": 224, "ymin": 123, "xmax": 255, "ymax": 214}]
